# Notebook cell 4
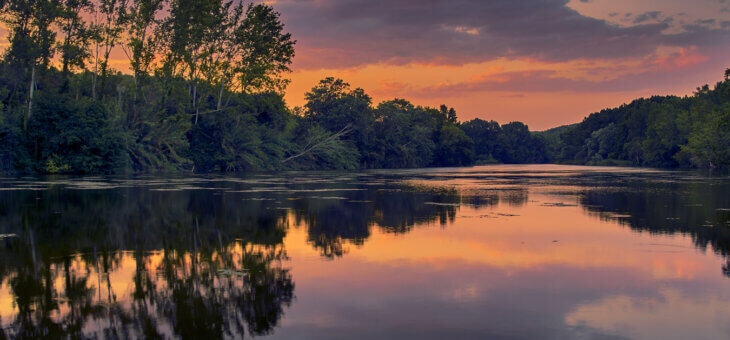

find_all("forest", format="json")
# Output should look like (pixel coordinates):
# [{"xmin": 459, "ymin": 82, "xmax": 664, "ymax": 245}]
[
  {"xmin": 544, "ymin": 76, "xmax": 730, "ymax": 169},
  {"xmin": 0, "ymin": 0, "xmax": 727, "ymax": 174}
]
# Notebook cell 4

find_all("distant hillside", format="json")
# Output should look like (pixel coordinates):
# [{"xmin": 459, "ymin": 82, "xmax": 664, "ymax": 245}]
[
  {"xmin": 546, "ymin": 74, "xmax": 729, "ymax": 169},
  {"xmin": 451, "ymin": 72, "xmax": 729, "ymax": 169},
  {"xmin": 536, "ymin": 124, "xmax": 578, "ymax": 136}
]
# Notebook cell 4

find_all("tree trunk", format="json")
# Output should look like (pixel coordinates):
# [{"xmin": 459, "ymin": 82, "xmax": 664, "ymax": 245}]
[
  {"xmin": 26, "ymin": 64, "xmax": 36, "ymax": 125},
  {"xmin": 133, "ymin": 73, "xmax": 138, "ymax": 102},
  {"xmin": 61, "ymin": 22, "xmax": 72, "ymax": 91},
  {"xmin": 193, "ymin": 82, "xmax": 199, "ymax": 124},
  {"xmin": 100, "ymin": 62, "xmax": 107, "ymax": 100},
  {"xmin": 92, "ymin": 73, "xmax": 97, "ymax": 99},
  {"xmin": 29, "ymin": 228, "xmax": 37, "ymax": 276},
  {"xmin": 217, "ymin": 79, "xmax": 225, "ymax": 111}
]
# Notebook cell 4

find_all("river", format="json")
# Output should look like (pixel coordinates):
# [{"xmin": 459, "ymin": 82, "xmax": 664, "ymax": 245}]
[{"xmin": 0, "ymin": 165, "xmax": 729, "ymax": 339}]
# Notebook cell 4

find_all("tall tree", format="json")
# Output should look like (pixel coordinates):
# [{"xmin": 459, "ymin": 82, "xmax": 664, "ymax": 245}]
[
  {"xmin": 57, "ymin": 0, "xmax": 93, "ymax": 88},
  {"xmin": 304, "ymin": 78, "xmax": 373, "ymax": 162},
  {"xmin": 162, "ymin": 0, "xmax": 221, "ymax": 122},
  {"xmin": 90, "ymin": 0, "xmax": 127, "ymax": 99},
  {"xmin": 161, "ymin": 0, "xmax": 295, "ymax": 123},
  {"xmin": 230, "ymin": 3, "xmax": 295, "ymax": 96},
  {"xmin": 123, "ymin": 0, "xmax": 163, "ymax": 88},
  {"xmin": 461, "ymin": 118, "xmax": 502, "ymax": 162},
  {"xmin": 1, "ymin": 0, "xmax": 62, "ymax": 123}
]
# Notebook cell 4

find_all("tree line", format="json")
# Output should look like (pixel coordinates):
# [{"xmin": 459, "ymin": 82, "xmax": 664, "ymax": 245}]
[
  {"xmin": 0, "ymin": 0, "xmax": 298, "ymax": 173},
  {"xmin": 0, "ymin": 0, "xmax": 727, "ymax": 174},
  {"xmin": 544, "ymin": 74, "xmax": 730, "ymax": 169}
]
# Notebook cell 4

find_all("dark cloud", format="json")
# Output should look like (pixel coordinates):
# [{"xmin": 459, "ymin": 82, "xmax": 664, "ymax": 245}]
[
  {"xmin": 411, "ymin": 58, "xmax": 721, "ymax": 97},
  {"xmin": 274, "ymin": 0, "xmax": 730, "ymax": 69},
  {"xmin": 696, "ymin": 19, "xmax": 717, "ymax": 25},
  {"xmin": 632, "ymin": 11, "xmax": 662, "ymax": 24}
]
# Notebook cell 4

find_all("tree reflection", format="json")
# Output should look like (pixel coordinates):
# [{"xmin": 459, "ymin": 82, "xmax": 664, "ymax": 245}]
[
  {"xmin": 288, "ymin": 184, "xmax": 464, "ymax": 258},
  {"xmin": 579, "ymin": 179, "xmax": 730, "ymax": 256},
  {"xmin": 4, "ymin": 171, "xmax": 727, "ymax": 338},
  {"xmin": 1, "ymin": 232, "xmax": 293, "ymax": 338},
  {"xmin": 0, "ymin": 197, "xmax": 295, "ymax": 339},
  {"xmin": 578, "ymin": 176, "xmax": 730, "ymax": 278},
  {"xmin": 0, "ymin": 175, "xmax": 471, "ymax": 336}
]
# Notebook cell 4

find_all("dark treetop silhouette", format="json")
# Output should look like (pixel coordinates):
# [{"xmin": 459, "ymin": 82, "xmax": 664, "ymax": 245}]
[{"xmin": 0, "ymin": 1, "xmax": 728, "ymax": 174}]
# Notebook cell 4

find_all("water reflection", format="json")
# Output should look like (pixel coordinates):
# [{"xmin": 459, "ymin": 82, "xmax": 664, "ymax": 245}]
[
  {"xmin": 1, "ymin": 233, "xmax": 293, "ymax": 338},
  {"xmin": 0, "ymin": 166, "xmax": 728, "ymax": 338},
  {"xmin": 579, "ymin": 180, "xmax": 730, "ymax": 257}
]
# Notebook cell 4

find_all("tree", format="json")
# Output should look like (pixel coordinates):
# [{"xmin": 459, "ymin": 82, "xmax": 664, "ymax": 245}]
[
  {"xmin": 461, "ymin": 118, "xmax": 501, "ymax": 163},
  {"xmin": 90, "ymin": 0, "xmax": 128, "ymax": 99},
  {"xmin": 189, "ymin": 93, "xmax": 297, "ymax": 171},
  {"xmin": 583, "ymin": 123, "xmax": 622, "ymax": 164},
  {"xmin": 440, "ymin": 104, "xmax": 457, "ymax": 124},
  {"xmin": 57, "ymin": 0, "xmax": 93, "ymax": 88},
  {"xmin": 434, "ymin": 124, "xmax": 473, "ymax": 166},
  {"xmin": 497, "ymin": 122, "xmax": 533, "ymax": 163},
  {"xmin": 230, "ymin": 3, "xmax": 295, "ymax": 96},
  {"xmin": 676, "ymin": 106, "xmax": 730, "ymax": 168},
  {"xmin": 24, "ymin": 92, "xmax": 129, "ymax": 173},
  {"xmin": 372, "ymin": 99, "xmax": 436, "ymax": 168},
  {"xmin": 161, "ymin": 0, "xmax": 221, "ymax": 121},
  {"xmin": 304, "ymin": 77, "xmax": 373, "ymax": 163},
  {"xmin": 123, "ymin": 0, "xmax": 164, "ymax": 90},
  {"xmin": 161, "ymin": 1, "xmax": 295, "ymax": 123},
  {"xmin": 1, "ymin": 0, "xmax": 62, "ymax": 123}
]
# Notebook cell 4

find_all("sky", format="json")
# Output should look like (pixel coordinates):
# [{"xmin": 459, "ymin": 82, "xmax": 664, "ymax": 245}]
[
  {"xmin": 273, "ymin": 0, "xmax": 730, "ymax": 130},
  {"xmin": 1, "ymin": 0, "xmax": 727, "ymax": 130}
]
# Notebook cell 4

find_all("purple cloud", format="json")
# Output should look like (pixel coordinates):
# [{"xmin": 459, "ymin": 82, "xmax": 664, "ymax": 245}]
[{"xmin": 274, "ymin": 0, "xmax": 730, "ymax": 69}]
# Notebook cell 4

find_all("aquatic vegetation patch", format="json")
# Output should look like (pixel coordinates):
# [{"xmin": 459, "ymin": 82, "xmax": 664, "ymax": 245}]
[
  {"xmin": 424, "ymin": 202, "xmax": 461, "ymax": 207},
  {"xmin": 216, "ymin": 268, "xmax": 249, "ymax": 277},
  {"xmin": 541, "ymin": 202, "xmax": 578, "ymax": 207}
]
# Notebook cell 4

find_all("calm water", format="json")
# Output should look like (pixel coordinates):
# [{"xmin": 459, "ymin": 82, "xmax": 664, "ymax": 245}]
[{"xmin": 0, "ymin": 165, "xmax": 729, "ymax": 339}]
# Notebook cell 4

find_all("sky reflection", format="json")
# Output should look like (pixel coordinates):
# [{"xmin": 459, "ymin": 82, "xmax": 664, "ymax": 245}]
[{"xmin": 0, "ymin": 165, "xmax": 729, "ymax": 339}]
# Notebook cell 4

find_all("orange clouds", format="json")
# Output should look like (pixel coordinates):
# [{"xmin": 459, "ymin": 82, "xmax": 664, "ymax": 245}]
[
  {"xmin": 654, "ymin": 46, "xmax": 709, "ymax": 69},
  {"xmin": 278, "ymin": 0, "xmax": 730, "ymax": 129},
  {"xmin": 0, "ymin": 0, "xmax": 726, "ymax": 130},
  {"xmin": 283, "ymin": 48, "xmax": 726, "ymax": 130}
]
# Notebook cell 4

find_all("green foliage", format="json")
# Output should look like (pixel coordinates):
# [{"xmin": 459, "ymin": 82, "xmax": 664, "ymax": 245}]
[
  {"xmin": 286, "ymin": 122, "xmax": 360, "ymax": 170},
  {"xmin": 461, "ymin": 118, "xmax": 500, "ymax": 163},
  {"xmin": 676, "ymin": 105, "xmax": 730, "ymax": 168},
  {"xmin": 435, "ymin": 125, "xmax": 473, "ymax": 167},
  {"xmin": 460, "ymin": 119, "xmax": 547, "ymax": 164},
  {"xmin": 300, "ymin": 80, "xmax": 474, "ymax": 169},
  {"xmin": 496, "ymin": 122, "xmax": 546, "ymax": 163},
  {"xmin": 0, "ymin": 0, "xmax": 726, "ymax": 174},
  {"xmin": 24, "ymin": 93, "xmax": 129, "ymax": 173},
  {"xmin": 370, "ymin": 99, "xmax": 436, "ymax": 168},
  {"xmin": 303, "ymin": 77, "xmax": 373, "ymax": 163},
  {"xmin": 189, "ymin": 93, "xmax": 295, "ymax": 172},
  {"xmin": 1, "ymin": 0, "xmax": 60, "ymax": 67},
  {"xmin": 553, "ymin": 76, "xmax": 730, "ymax": 169},
  {"xmin": 0, "ymin": 0, "xmax": 300, "ymax": 174}
]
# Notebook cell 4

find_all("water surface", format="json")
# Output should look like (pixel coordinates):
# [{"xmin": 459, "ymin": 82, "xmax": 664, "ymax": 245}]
[{"xmin": 1, "ymin": 165, "xmax": 729, "ymax": 339}]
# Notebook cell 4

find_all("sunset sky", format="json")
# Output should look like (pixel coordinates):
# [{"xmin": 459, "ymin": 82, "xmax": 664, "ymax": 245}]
[
  {"xmin": 274, "ymin": 0, "xmax": 730, "ymax": 130},
  {"xmin": 1, "ymin": 0, "xmax": 726, "ymax": 130}
]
